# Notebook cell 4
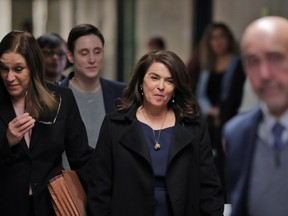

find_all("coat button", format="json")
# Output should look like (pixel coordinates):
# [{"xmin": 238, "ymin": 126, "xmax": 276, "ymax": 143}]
[{"xmin": 33, "ymin": 183, "xmax": 38, "ymax": 190}]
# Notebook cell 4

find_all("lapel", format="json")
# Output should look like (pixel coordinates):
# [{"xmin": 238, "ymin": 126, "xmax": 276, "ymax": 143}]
[
  {"xmin": 28, "ymin": 122, "xmax": 41, "ymax": 151},
  {"xmin": 119, "ymin": 121, "xmax": 152, "ymax": 165},
  {"xmin": 167, "ymin": 122, "xmax": 195, "ymax": 167},
  {"xmin": 243, "ymin": 109, "xmax": 262, "ymax": 176},
  {"xmin": 116, "ymin": 106, "xmax": 198, "ymax": 171},
  {"xmin": 100, "ymin": 78, "xmax": 115, "ymax": 113},
  {"xmin": 0, "ymin": 94, "xmax": 30, "ymax": 155},
  {"xmin": 238, "ymin": 108, "xmax": 263, "ymax": 204}
]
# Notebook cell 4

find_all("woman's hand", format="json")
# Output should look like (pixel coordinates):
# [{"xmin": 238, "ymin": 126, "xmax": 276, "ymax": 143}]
[
  {"xmin": 6, "ymin": 113, "xmax": 35, "ymax": 147},
  {"xmin": 208, "ymin": 107, "xmax": 219, "ymax": 117},
  {"xmin": 208, "ymin": 107, "xmax": 221, "ymax": 127}
]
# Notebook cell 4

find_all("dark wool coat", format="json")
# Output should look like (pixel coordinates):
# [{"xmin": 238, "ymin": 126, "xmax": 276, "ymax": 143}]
[
  {"xmin": 87, "ymin": 105, "xmax": 224, "ymax": 216},
  {"xmin": 0, "ymin": 83, "xmax": 93, "ymax": 216}
]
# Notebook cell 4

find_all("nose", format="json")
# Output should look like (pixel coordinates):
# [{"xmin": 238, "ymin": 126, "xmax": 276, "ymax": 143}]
[
  {"xmin": 7, "ymin": 71, "xmax": 15, "ymax": 82},
  {"xmin": 158, "ymin": 80, "xmax": 165, "ymax": 90},
  {"xmin": 258, "ymin": 61, "xmax": 271, "ymax": 80},
  {"xmin": 88, "ymin": 53, "xmax": 96, "ymax": 63}
]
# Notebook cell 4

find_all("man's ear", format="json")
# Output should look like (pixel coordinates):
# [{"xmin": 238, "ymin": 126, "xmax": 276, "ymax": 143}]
[{"xmin": 66, "ymin": 50, "xmax": 74, "ymax": 64}]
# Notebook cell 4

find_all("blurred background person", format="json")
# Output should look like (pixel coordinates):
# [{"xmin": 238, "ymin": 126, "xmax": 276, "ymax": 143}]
[
  {"xmin": 147, "ymin": 36, "xmax": 166, "ymax": 51},
  {"xmin": 224, "ymin": 16, "xmax": 288, "ymax": 216},
  {"xmin": 186, "ymin": 46, "xmax": 202, "ymax": 93},
  {"xmin": 37, "ymin": 33, "xmax": 68, "ymax": 84},
  {"xmin": 87, "ymin": 50, "xmax": 224, "ymax": 216},
  {"xmin": 194, "ymin": 22, "xmax": 245, "ymax": 201},
  {"xmin": 0, "ymin": 30, "xmax": 92, "ymax": 216}
]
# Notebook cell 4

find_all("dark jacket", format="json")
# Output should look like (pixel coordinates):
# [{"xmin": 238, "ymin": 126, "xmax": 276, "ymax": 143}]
[
  {"xmin": 0, "ymin": 82, "xmax": 93, "ymax": 216},
  {"xmin": 87, "ymin": 105, "xmax": 224, "ymax": 216},
  {"xmin": 224, "ymin": 107, "xmax": 262, "ymax": 216},
  {"xmin": 60, "ymin": 72, "xmax": 126, "ymax": 113}
]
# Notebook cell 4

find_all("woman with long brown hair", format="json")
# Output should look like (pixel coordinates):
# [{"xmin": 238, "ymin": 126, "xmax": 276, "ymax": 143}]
[
  {"xmin": 87, "ymin": 50, "xmax": 224, "ymax": 216},
  {"xmin": 0, "ymin": 30, "xmax": 92, "ymax": 216}
]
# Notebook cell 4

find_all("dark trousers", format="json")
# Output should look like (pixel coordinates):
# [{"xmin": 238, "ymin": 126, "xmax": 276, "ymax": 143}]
[{"xmin": 29, "ymin": 196, "xmax": 35, "ymax": 216}]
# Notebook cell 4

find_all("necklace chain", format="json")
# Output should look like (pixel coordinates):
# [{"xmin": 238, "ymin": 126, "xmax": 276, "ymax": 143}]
[{"xmin": 142, "ymin": 108, "xmax": 168, "ymax": 151}]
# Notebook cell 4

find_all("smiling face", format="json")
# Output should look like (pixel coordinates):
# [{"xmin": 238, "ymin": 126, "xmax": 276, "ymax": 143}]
[
  {"xmin": 0, "ymin": 52, "xmax": 30, "ymax": 100},
  {"xmin": 67, "ymin": 34, "xmax": 104, "ymax": 80},
  {"xmin": 141, "ymin": 62, "xmax": 175, "ymax": 111}
]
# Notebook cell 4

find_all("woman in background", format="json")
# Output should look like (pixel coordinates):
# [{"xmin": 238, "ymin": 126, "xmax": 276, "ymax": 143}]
[
  {"xmin": 87, "ymin": 50, "xmax": 224, "ymax": 216},
  {"xmin": 195, "ymin": 22, "xmax": 245, "ymax": 201}
]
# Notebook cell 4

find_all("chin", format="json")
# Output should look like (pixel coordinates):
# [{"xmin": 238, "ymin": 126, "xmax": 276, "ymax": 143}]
[
  {"xmin": 266, "ymin": 100, "xmax": 288, "ymax": 115},
  {"xmin": 85, "ymin": 72, "xmax": 99, "ymax": 78},
  {"xmin": 8, "ymin": 92, "xmax": 20, "ymax": 98}
]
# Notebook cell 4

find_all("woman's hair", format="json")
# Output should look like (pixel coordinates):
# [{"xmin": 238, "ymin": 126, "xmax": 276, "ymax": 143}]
[
  {"xmin": 0, "ymin": 30, "xmax": 57, "ymax": 119},
  {"xmin": 198, "ymin": 22, "xmax": 238, "ymax": 70},
  {"xmin": 117, "ymin": 50, "xmax": 200, "ymax": 118}
]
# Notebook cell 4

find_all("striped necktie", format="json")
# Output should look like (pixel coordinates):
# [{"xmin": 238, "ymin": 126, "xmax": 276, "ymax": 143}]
[
  {"xmin": 272, "ymin": 122, "xmax": 284, "ymax": 166},
  {"xmin": 272, "ymin": 122, "xmax": 284, "ymax": 151}
]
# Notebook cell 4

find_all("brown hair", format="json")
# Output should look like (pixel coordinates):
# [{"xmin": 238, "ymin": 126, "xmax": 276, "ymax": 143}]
[
  {"xmin": 199, "ymin": 22, "xmax": 238, "ymax": 70},
  {"xmin": 0, "ymin": 30, "xmax": 57, "ymax": 119},
  {"xmin": 117, "ymin": 50, "xmax": 200, "ymax": 118}
]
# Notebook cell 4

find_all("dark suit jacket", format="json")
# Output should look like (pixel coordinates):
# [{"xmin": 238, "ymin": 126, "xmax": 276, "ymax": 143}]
[
  {"xmin": 60, "ymin": 72, "xmax": 126, "ymax": 113},
  {"xmin": 220, "ymin": 55, "xmax": 246, "ymax": 124},
  {"xmin": 223, "ymin": 107, "xmax": 262, "ymax": 216},
  {"xmin": 0, "ymin": 83, "xmax": 93, "ymax": 216},
  {"xmin": 87, "ymin": 105, "xmax": 224, "ymax": 216}
]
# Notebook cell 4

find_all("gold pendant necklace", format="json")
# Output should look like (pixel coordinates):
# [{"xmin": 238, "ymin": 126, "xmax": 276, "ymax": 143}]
[{"xmin": 142, "ymin": 108, "xmax": 168, "ymax": 151}]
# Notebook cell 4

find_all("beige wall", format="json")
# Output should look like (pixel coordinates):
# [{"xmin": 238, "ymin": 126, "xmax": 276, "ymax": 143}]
[
  {"xmin": 0, "ymin": 0, "xmax": 12, "ymax": 39},
  {"xmin": 213, "ymin": 0, "xmax": 288, "ymax": 41},
  {"xmin": 136, "ymin": 0, "xmax": 193, "ymax": 64}
]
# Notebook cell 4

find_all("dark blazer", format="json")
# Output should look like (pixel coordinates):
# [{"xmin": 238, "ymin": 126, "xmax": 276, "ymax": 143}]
[
  {"xmin": 87, "ymin": 105, "xmax": 224, "ymax": 216},
  {"xmin": 223, "ymin": 107, "xmax": 262, "ymax": 216},
  {"xmin": 196, "ymin": 55, "xmax": 245, "ymax": 118},
  {"xmin": 220, "ymin": 55, "xmax": 246, "ymax": 124},
  {"xmin": 60, "ymin": 72, "xmax": 126, "ymax": 113},
  {"xmin": 0, "ymin": 83, "xmax": 93, "ymax": 216}
]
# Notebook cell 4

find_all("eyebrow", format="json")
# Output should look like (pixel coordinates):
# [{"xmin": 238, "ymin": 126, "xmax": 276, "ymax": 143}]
[
  {"xmin": 79, "ymin": 46, "xmax": 102, "ymax": 51},
  {"xmin": 148, "ymin": 72, "xmax": 173, "ymax": 78},
  {"xmin": 0, "ymin": 61, "xmax": 26, "ymax": 68}
]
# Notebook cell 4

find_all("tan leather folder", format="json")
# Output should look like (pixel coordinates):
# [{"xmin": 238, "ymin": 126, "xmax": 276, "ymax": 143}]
[{"xmin": 48, "ymin": 170, "xmax": 87, "ymax": 216}]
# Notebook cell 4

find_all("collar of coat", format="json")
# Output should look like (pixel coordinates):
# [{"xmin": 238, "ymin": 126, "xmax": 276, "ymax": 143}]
[
  {"xmin": 105, "ymin": 103, "xmax": 203, "ymax": 168},
  {"xmin": 109, "ymin": 103, "xmax": 201, "ymax": 126}
]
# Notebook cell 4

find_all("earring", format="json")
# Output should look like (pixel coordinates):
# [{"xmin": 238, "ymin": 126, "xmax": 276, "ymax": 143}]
[
  {"xmin": 140, "ymin": 86, "xmax": 144, "ymax": 95},
  {"xmin": 172, "ymin": 94, "xmax": 175, "ymax": 103}
]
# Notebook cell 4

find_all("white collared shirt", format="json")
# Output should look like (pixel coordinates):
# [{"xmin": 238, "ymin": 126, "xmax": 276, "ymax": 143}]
[{"xmin": 258, "ymin": 103, "xmax": 288, "ymax": 147}]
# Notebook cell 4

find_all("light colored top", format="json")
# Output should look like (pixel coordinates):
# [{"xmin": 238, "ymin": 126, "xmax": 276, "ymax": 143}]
[{"xmin": 69, "ymin": 83, "xmax": 106, "ymax": 148}]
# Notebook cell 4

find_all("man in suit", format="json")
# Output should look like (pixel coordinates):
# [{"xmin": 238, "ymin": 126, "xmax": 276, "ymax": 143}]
[
  {"xmin": 61, "ymin": 24, "xmax": 126, "ymax": 168},
  {"xmin": 224, "ymin": 16, "xmax": 288, "ymax": 216}
]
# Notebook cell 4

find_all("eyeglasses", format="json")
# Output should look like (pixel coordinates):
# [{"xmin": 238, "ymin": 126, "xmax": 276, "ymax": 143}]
[
  {"xmin": 42, "ymin": 48, "xmax": 66, "ymax": 58},
  {"xmin": 24, "ymin": 91, "xmax": 62, "ymax": 125}
]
